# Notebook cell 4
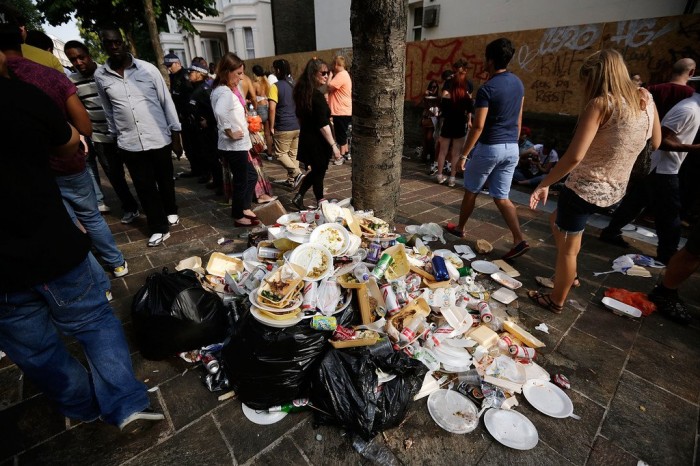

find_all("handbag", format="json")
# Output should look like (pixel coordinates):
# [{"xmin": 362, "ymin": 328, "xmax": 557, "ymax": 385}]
[{"xmin": 249, "ymin": 131, "xmax": 265, "ymax": 155}]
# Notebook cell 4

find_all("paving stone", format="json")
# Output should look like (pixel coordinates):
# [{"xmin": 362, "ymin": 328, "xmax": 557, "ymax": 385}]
[
  {"xmin": 290, "ymin": 417, "xmax": 370, "ymax": 466},
  {"xmin": 601, "ymin": 371, "xmax": 697, "ymax": 466},
  {"xmin": 638, "ymin": 312, "xmax": 700, "ymax": 356},
  {"xmin": 0, "ymin": 394, "xmax": 65, "ymax": 460},
  {"xmin": 518, "ymin": 389, "xmax": 605, "ymax": 464},
  {"xmin": 625, "ymin": 334, "xmax": 700, "ymax": 404},
  {"xmin": 381, "ymin": 402, "xmax": 491, "ymax": 465},
  {"xmin": 586, "ymin": 436, "xmax": 640, "ymax": 465},
  {"xmin": 129, "ymin": 416, "xmax": 233, "ymax": 465},
  {"xmin": 159, "ymin": 369, "xmax": 222, "ymax": 430},
  {"xmin": 574, "ymin": 302, "xmax": 640, "ymax": 352},
  {"xmin": 542, "ymin": 328, "xmax": 626, "ymax": 406},
  {"xmin": 213, "ymin": 400, "xmax": 309, "ymax": 464},
  {"xmin": 246, "ymin": 437, "xmax": 308, "ymax": 466},
  {"xmin": 0, "ymin": 365, "xmax": 21, "ymax": 409},
  {"xmin": 519, "ymin": 298, "xmax": 581, "ymax": 334},
  {"xmin": 131, "ymin": 354, "xmax": 193, "ymax": 390},
  {"xmin": 515, "ymin": 311, "xmax": 566, "ymax": 354},
  {"xmin": 476, "ymin": 439, "xmax": 575, "ymax": 465},
  {"xmin": 145, "ymin": 240, "xmax": 210, "ymax": 269}
]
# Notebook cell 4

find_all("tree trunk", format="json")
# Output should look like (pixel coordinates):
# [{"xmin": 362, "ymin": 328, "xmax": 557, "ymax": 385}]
[
  {"xmin": 125, "ymin": 29, "xmax": 138, "ymax": 57},
  {"xmin": 142, "ymin": 0, "xmax": 168, "ymax": 83},
  {"xmin": 350, "ymin": 0, "xmax": 407, "ymax": 223}
]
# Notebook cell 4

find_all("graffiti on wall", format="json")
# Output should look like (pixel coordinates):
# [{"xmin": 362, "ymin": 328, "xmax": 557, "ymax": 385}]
[{"xmin": 406, "ymin": 15, "xmax": 700, "ymax": 115}]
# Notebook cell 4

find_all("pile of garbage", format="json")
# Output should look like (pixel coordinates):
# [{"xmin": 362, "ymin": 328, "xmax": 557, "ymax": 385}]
[{"xmin": 132, "ymin": 199, "xmax": 580, "ymax": 453}]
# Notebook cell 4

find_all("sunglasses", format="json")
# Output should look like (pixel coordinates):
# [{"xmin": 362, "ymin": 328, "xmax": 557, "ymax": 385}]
[{"xmin": 319, "ymin": 71, "xmax": 330, "ymax": 76}]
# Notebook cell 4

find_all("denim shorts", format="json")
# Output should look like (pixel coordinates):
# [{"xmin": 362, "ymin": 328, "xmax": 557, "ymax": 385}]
[
  {"xmin": 463, "ymin": 142, "xmax": 518, "ymax": 199},
  {"xmin": 257, "ymin": 104, "xmax": 269, "ymax": 123},
  {"xmin": 555, "ymin": 186, "xmax": 598, "ymax": 234}
]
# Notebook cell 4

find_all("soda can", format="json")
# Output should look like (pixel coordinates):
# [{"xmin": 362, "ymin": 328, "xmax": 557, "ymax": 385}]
[
  {"xmin": 201, "ymin": 353, "xmax": 220, "ymax": 374},
  {"xmin": 553, "ymin": 373, "xmax": 571, "ymax": 389},
  {"xmin": 367, "ymin": 242, "xmax": 382, "ymax": 263},
  {"xmin": 508, "ymin": 345, "xmax": 536, "ymax": 360},
  {"xmin": 371, "ymin": 253, "xmax": 394, "ymax": 280},
  {"xmin": 311, "ymin": 315, "xmax": 337, "ymax": 331},
  {"xmin": 299, "ymin": 210, "xmax": 312, "ymax": 223},
  {"xmin": 333, "ymin": 325, "xmax": 356, "ymax": 341},
  {"xmin": 431, "ymin": 256, "xmax": 450, "ymax": 281},
  {"xmin": 380, "ymin": 283, "xmax": 401, "ymax": 316},
  {"xmin": 301, "ymin": 281, "xmax": 318, "ymax": 311},
  {"xmin": 390, "ymin": 280, "xmax": 409, "ymax": 305},
  {"xmin": 478, "ymin": 302, "xmax": 493, "ymax": 323},
  {"xmin": 258, "ymin": 246, "xmax": 281, "ymax": 259},
  {"xmin": 405, "ymin": 273, "xmax": 422, "ymax": 292}
]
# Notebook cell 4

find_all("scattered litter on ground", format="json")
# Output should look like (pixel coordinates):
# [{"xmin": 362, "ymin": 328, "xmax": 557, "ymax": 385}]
[{"xmin": 535, "ymin": 323, "xmax": 549, "ymax": 334}]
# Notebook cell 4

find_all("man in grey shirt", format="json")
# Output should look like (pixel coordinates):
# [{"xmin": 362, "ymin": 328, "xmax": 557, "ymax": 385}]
[{"xmin": 94, "ymin": 28, "xmax": 182, "ymax": 247}]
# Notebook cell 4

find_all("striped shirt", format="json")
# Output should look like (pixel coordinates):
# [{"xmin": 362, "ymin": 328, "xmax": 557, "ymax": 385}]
[{"xmin": 69, "ymin": 69, "xmax": 113, "ymax": 143}]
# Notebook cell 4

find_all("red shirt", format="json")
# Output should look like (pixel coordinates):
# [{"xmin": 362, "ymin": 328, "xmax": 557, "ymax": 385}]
[
  {"xmin": 647, "ymin": 82, "xmax": 695, "ymax": 120},
  {"xmin": 7, "ymin": 56, "xmax": 86, "ymax": 175}
]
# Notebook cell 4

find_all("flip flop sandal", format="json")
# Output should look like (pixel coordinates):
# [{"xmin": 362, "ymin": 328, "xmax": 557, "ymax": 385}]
[
  {"xmin": 527, "ymin": 290, "xmax": 564, "ymax": 314},
  {"xmin": 444, "ymin": 222, "xmax": 465, "ymax": 238}
]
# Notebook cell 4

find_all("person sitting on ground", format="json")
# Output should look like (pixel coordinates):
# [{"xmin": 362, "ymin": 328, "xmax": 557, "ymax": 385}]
[
  {"xmin": 518, "ymin": 126, "xmax": 534, "ymax": 155},
  {"xmin": 513, "ymin": 138, "xmax": 559, "ymax": 187},
  {"xmin": 528, "ymin": 49, "xmax": 661, "ymax": 315}
]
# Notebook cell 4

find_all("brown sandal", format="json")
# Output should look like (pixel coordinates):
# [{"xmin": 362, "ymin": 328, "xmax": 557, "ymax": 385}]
[{"xmin": 527, "ymin": 290, "xmax": 564, "ymax": 314}]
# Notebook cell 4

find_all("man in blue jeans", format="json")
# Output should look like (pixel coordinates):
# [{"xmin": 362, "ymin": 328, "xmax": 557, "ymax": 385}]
[
  {"xmin": 445, "ymin": 38, "xmax": 530, "ymax": 261},
  {"xmin": 0, "ymin": 50, "xmax": 161, "ymax": 433}
]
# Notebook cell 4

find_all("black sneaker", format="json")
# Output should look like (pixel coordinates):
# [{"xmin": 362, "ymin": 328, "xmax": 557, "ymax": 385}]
[
  {"xmin": 599, "ymin": 231, "xmax": 630, "ymax": 248},
  {"xmin": 292, "ymin": 171, "xmax": 306, "ymax": 188},
  {"xmin": 502, "ymin": 240, "xmax": 530, "ymax": 260},
  {"xmin": 648, "ymin": 288, "xmax": 692, "ymax": 325}
]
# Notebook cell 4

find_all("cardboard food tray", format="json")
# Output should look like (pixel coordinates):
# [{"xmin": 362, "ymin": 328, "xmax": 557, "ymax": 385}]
[
  {"xmin": 258, "ymin": 263, "xmax": 305, "ymax": 306},
  {"xmin": 329, "ymin": 335, "xmax": 380, "ymax": 349},
  {"xmin": 252, "ymin": 200, "xmax": 286, "ymax": 226},
  {"xmin": 337, "ymin": 273, "xmax": 366, "ymax": 289},
  {"xmin": 206, "ymin": 252, "xmax": 244, "ymax": 277}
]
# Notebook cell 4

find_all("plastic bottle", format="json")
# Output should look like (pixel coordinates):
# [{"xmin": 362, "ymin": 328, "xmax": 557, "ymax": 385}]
[
  {"xmin": 353, "ymin": 263, "xmax": 370, "ymax": 282},
  {"xmin": 351, "ymin": 435, "xmax": 400, "ymax": 466},
  {"xmin": 456, "ymin": 369, "xmax": 482, "ymax": 385}
]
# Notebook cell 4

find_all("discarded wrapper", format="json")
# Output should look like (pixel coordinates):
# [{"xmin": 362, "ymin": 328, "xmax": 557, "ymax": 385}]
[{"xmin": 475, "ymin": 239, "xmax": 493, "ymax": 254}]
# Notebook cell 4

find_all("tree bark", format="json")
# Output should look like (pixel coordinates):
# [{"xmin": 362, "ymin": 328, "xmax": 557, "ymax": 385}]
[
  {"xmin": 350, "ymin": 0, "xmax": 407, "ymax": 223},
  {"xmin": 142, "ymin": 0, "xmax": 169, "ymax": 83}
]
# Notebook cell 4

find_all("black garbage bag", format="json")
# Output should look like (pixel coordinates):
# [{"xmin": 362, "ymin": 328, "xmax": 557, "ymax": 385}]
[
  {"xmin": 131, "ymin": 268, "xmax": 229, "ymax": 360},
  {"xmin": 223, "ymin": 310, "xmax": 329, "ymax": 409},
  {"xmin": 310, "ymin": 348, "xmax": 427, "ymax": 440}
]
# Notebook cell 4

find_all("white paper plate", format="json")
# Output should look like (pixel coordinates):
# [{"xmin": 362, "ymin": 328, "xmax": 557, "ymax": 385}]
[
  {"xmin": 288, "ymin": 243, "xmax": 334, "ymax": 282},
  {"xmin": 522, "ymin": 379, "xmax": 574, "ymax": 418},
  {"xmin": 286, "ymin": 222, "xmax": 313, "ymax": 237},
  {"xmin": 484, "ymin": 408, "xmax": 539, "ymax": 450},
  {"xmin": 250, "ymin": 306, "xmax": 303, "ymax": 328},
  {"xmin": 242, "ymin": 403, "xmax": 288, "ymax": 425},
  {"xmin": 490, "ymin": 271, "xmax": 522, "ymax": 290},
  {"xmin": 492, "ymin": 287, "xmax": 518, "ymax": 305},
  {"xmin": 309, "ymin": 223, "xmax": 350, "ymax": 256},
  {"xmin": 601, "ymin": 297, "xmax": 642, "ymax": 318},
  {"xmin": 519, "ymin": 361, "xmax": 550, "ymax": 382},
  {"xmin": 471, "ymin": 260, "xmax": 499, "ymax": 274},
  {"xmin": 276, "ymin": 213, "xmax": 302, "ymax": 226},
  {"xmin": 427, "ymin": 389, "xmax": 479, "ymax": 434}
]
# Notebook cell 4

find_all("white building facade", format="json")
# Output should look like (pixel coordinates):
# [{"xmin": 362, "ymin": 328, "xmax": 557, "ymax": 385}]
[{"xmin": 159, "ymin": 0, "xmax": 274, "ymax": 66}]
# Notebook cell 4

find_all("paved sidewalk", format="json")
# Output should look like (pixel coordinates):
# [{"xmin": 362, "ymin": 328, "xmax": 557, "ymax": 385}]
[{"xmin": 1, "ymin": 156, "xmax": 698, "ymax": 465}]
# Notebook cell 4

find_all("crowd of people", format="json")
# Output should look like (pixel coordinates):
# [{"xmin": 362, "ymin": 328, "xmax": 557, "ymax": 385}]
[{"xmin": 1, "ymin": 1, "xmax": 698, "ymax": 437}]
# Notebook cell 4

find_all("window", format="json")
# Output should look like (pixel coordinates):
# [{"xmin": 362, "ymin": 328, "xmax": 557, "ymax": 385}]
[
  {"xmin": 412, "ymin": 6, "xmax": 423, "ymax": 41},
  {"xmin": 244, "ymin": 27, "xmax": 255, "ymax": 59}
]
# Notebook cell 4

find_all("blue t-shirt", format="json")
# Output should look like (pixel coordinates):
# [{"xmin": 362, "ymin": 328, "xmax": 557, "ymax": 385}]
[{"xmin": 475, "ymin": 71, "xmax": 524, "ymax": 144}]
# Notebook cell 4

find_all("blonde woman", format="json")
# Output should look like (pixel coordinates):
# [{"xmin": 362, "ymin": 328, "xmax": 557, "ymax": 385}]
[
  {"xmin": 528, "ymin": 49, "xmax": 661, "ymax": 313},
  {"xmin": 252, "ymin": 64, "xmax": 273, "ymax": 158}
]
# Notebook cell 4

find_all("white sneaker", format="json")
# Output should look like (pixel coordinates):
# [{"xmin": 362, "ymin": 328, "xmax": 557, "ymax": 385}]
[
  {"xmin": 113, "ymin": 261, "xmax": 128, "ymax": 278},
  {"xmin": 147, "ymin": 232, "xmax": 170, "ymax": 247},
  {"xmin": 98, "ymin": 203, "xmax": 111, "ymax": 213},
  {"xmin": 436, "ymin": 174, "xmax": 447, "ymax": 184},
  {"xmin": 448, "ymin": 176, "xmax": 456, "ymax": 187},
  {"xmin": 119, "ymin": 409, "xmax": 165, "ymax": 433},
  {"xmin": 167, "ymin": 215, "xmax": 180, "ymax": 226},
  {"xmin": 121, "ymin": 211, "xmax": 140, "ymax": 224}
]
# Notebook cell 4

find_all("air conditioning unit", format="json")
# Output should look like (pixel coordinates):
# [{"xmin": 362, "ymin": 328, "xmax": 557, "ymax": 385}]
[{"xmin": 423, "ymin": 5, "xmax": 440, "ymax": 28}]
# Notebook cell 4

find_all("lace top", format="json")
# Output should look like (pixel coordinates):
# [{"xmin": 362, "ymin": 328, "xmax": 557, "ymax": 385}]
[{"xmin": 565, "ymin": 89, "xmax": 655, "ymax": 207}]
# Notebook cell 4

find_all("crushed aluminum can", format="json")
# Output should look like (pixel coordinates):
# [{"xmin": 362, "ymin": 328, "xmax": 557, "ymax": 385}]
[
  {"xmin": 404, "ymin": 273, "xmax": 422, "ymax": 292},
  {"xmin": 367, "ymin": 242, "xmax": 382, "ymax": 263},
  {"xmin": 477, "ymin": 301, "xmax": 493, "ymax": 323},
  {"xmin": 390, "ymin": 279, "xmax": 409, "ymax": 305},
  {"xmin": 371, "ymin": 253, "xmax": 394, "ymax": 280},
  {"xmin": 201, "ymin": 353, "xmax": 220, "ymax": 374},
  {"xmin": 333, "ymin": 325, "xmax": 356, "ymax": 341},
  {"xmin": 311, "ymin": 315, "xmax": 337, "ymax": 331},
  {"xmin": 553, "ymin": 373, "xmax": 571, "ymax": 389},
  {"xmin": 508, "ymin": 345, "xmax": 536, "ymax": 360},
  {"xmin": 380, "ymin": 283, "xmax": 401, "ymax": 316}
]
